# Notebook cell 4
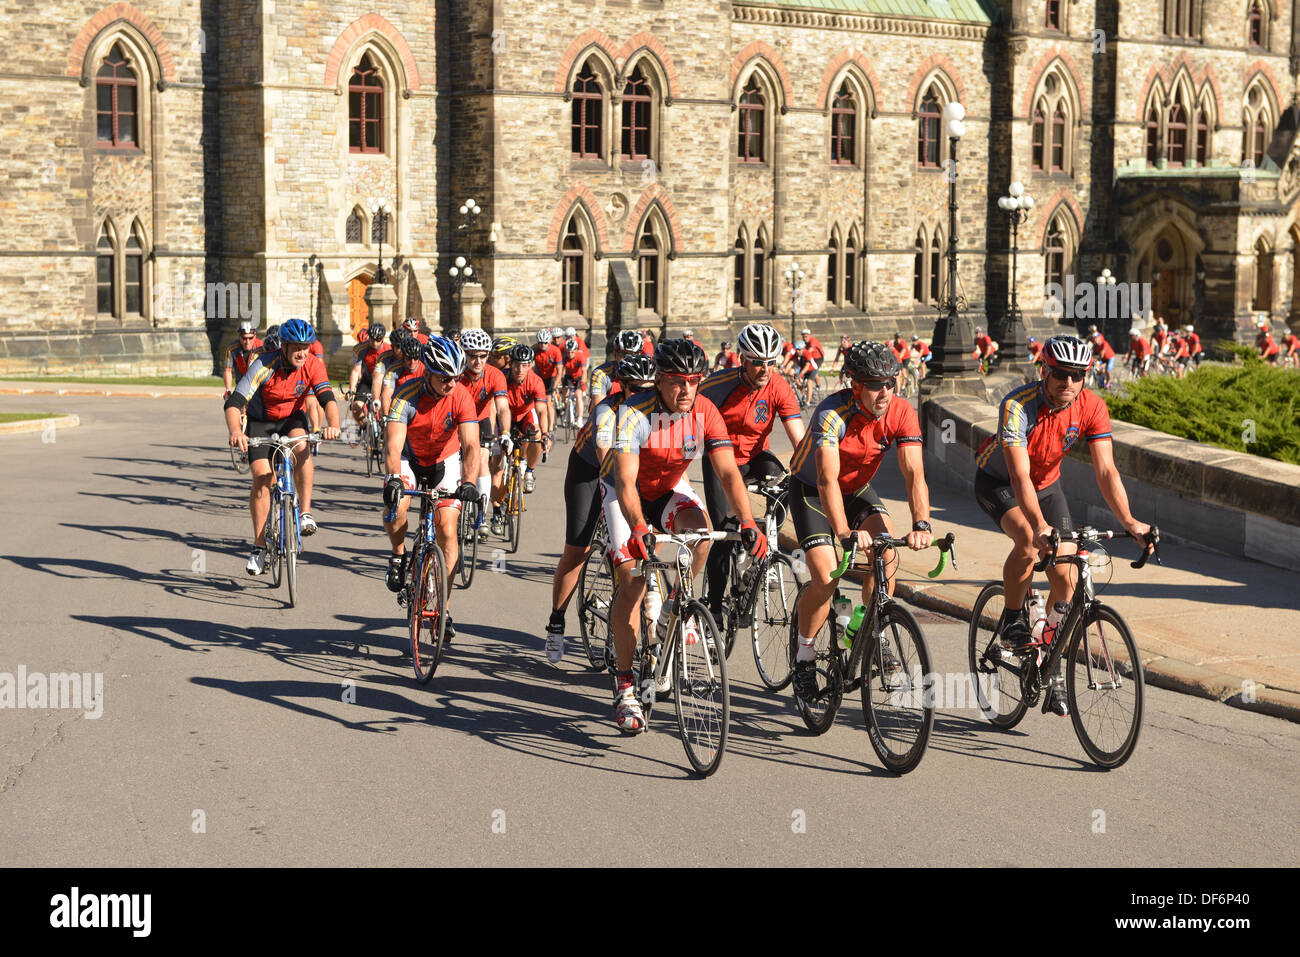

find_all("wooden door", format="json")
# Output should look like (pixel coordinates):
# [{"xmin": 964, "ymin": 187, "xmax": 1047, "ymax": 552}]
[
  {"xmin": 348, "ymin": 276, "xmax": 372, "ymax": 338},
  {"xmin": 1152, "ymin": 271, "xmax": 1177, "ymax": 321}
]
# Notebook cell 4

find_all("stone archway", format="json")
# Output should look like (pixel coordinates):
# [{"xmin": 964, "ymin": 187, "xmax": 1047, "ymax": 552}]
[{"xmin": 1134, "ymin": 222, "xmax": 1197, "ymax": 325}]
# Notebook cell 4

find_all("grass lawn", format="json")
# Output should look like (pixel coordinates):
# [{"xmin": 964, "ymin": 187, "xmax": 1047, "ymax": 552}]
[
  {"xmin": 0, "ymin": 412, "xmax": 58, "ymax": 423},
  {"xmin": 3, "ymin": 375, "xmax": 222, "ymax": 388}
]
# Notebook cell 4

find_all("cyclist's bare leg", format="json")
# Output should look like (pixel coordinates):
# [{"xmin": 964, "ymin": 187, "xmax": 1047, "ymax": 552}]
[
  {"xmin": 526, "ymin": 440, "xmax": 543, "ymax": 470},
  {"xmin": 551, "ymin": 543, "xmax": 590, "ymax": 614},
  {"xmin": 382, "ymin": 497, "xmax": 410, "ymax": 555},
  {"xmin": 998, "ymin": 506, "xmax": 1038, "ymax": 610},
  {"xmin": 288, "ymin": 429, "xmax": 314, "ymax": 513},
  {"xmin": 610, "ymin": 560, "xmax": 647, "ymax": 672},
  {"xmin": 795, "ymin": 542, "xmax": 838, "ymax": 641},
  {"xmin": 249, "ymin": 459, "xmax": 274, "ymax": 546},
  {"xmin": 489, "ymin": 451, "xmax": 507, "ymax": 506},
  {"xmin": 670, "ymin": 506, "xmax": 712, "ymax": 582}
]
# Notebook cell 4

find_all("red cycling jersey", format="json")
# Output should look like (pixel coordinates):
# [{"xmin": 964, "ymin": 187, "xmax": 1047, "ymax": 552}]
[
  {"xmin": 506, "ymin": 369, "xmax": 547, "ymax": 425},
  {"xmin": 1282, "ymin": 333, "xmax": 1300, "ymax": 352},
  {"xmin": 459, "ymin": 362, "xmax": 508, "ymax": 419},
  {"xmin": 715, "ymin": 350, "xmax": 740, "ymax": 368},
  {"xmin": 975, "ymin": 334, "xmax": 996, "ymax": 357},
  {"xmin": 352, "ymin": 341, "xmax": 390, "ymax": 379},
  {"xmin": 1028, "ymin": 340, "xmax": 1044, "ymax": 361},
  {"xmin": 911, "ymin": 341, "xmax": 931, "ymax": 359},
  {"xmin": 1129, "ymin": 337, "xmax": 1151, "ymax": 359},
  {"xmin": 890, "ymin": 340, "xmax": 910, "ymax": 363},
  {"xmin": 604, "ymin": 391, "xmax": 732, "ymax": 500},
  {"xmin": 387, "ymin": 380, "xmax": 478, "ymax": 468},
  {"xmin": 1091, "ymin": 335, "xmax": 1115, "ymax": 361},
  {"xmin": 790, "ymin": 390, "xmax": 923, "ymax": 495},
  {"xmin": 233, "ymin": 353, "xmax": 332, "ymax": 422},
  {"xmin": 226, "ymin": 340, "xmax": 263, "ymax": 379},
  {"xmin": 534, "ymin": 344, "xmax": 564, "ymax": 380},
  {"xmin": 563, "ymin": 351, "xmax": 589, "ymax": 380},
  {"xmin": 699, "ymin": 366, "xmax": 801, "ymax": 465},
  {"xmin": 803, "ymin": 335, "xmax": 825, "ymax": 364},
  {"xmin": 975, "ymin": 381, "xmax": 1113, "ymax": 490}
]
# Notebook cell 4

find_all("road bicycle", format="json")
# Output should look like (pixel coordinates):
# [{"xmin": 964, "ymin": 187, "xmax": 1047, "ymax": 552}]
[
  {"xmin": 577, "ymin": 514, "xmax": 615, "ymax": 671},
  {"xmin": 454, "ymin": 493, "xmax": 481, "ymax": 589},
  {"xmin": 631, "ymin": 530, "xmax": 742, "ymax": 776},
  {"xmin": 790, "ymin": 533, "xmax": 956, "ymax": 773},
  {"xmin": 899, "ymin": 359, "xmax": 921, "ymax": 399},
  {"xmin": 395, "ymin": 481, "xmax": 480, "ymax": 683},
  {"xmin": 554, "ymin": 385, "xmax": 580, "ymax": 444},
  {"xmin": 245, "ymin": 432, "xmax": 320, "ymax": 608},
  {"xmin": 968, "ymin": 526, "xmax": 1159, "ymax": 768},
  {"xmin": 229, "ymin": 410, "xmax": 250, "ymax": 474},
  {"xmin": 495, "ymin": 434, "xmax": 543, "ymax": 554}
]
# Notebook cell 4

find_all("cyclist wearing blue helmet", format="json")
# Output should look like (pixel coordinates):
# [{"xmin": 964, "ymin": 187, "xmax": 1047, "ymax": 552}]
[{"xmin": 224, "ymin": 318, "xmax": 341, "ymax": 575}]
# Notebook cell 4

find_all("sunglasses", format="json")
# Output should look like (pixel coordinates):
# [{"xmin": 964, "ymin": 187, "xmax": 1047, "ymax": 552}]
[
  {"xmin": 745, "ymin": 358, "xmax": 778, "ymax": 367},
  {"xmin": 426, "ymin": 372, "xmax": 454, "ymax": 384},
  {"xmin": 662, "ymin": 373, "xmax": 703, "ymax": 387},
  {"xmin": 855, "ymin": 378, "xmax": 895, "ymax": 392},
  {"xmin": 466, "ymin": 352, "xmax": 489, "ymax": 360},
  {"xmin": 239, "ymin": 335, "xmax": 255, "ymax": 340},
  {"xmin": 1049, "ymin": 369, "xmax": 1087, "ymax": 383}
]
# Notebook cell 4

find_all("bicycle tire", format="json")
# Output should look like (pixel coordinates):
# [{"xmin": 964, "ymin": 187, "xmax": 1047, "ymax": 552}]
[
  {"xmin": 456, "ymin": 500, "xmax": 478, "ymax": 589},
  {"xmin": 265, "ymin": 498, "xmax": 283, "ymax": 589},
  {"xmin": 1066, "ymin": 604, "xmax": 1144, "ymax": 768},
  {"xmin": 674, "ymin": 599, "xmax": 729, "ymax": 776},
  {"xmin": 507, "ymin": 469, "xmax": 524, "ymax": 554},
  {"xmin": 410, "ymin": 544, "xmax": 448, "ymax": 684},
  {"xmin": 365, "ymin": 425, "xmax": 375, "ymax": 478},
  {"xmin": 788, "ymin": 583, "xmax": 842, "ymax": 734},
  {"xmin": 750, "ymin": 552, "xmax": 799, "ymax": 691},
  {"xmin": 230, "ymin": 444, "xmax": 249, "ymax": 474},
  {"xmin": 967, "ymin": 582, "xmax": 1030, "ymax": 729},
  {"xmin": 861, "ymin": 603, "xmax": 934, "ymax": 774},
  {"xmin": 578, "ymin": 544, "xmax": 615, "ymax": 672},
  {"xmin": 284, "ymin": 495, "xmax": 298, "ymax": 608}
]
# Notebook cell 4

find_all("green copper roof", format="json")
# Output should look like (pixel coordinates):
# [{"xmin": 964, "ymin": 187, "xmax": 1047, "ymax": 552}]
[
  {"xmin": 1116, "ymin": 161, "xmax": 1280, "ymax": 180},
  {"xmin": 736, "ymin": 0, "xmax": 997, "ymax": 24}
]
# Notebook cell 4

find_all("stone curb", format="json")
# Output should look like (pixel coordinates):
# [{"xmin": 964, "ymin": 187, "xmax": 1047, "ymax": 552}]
[
  {"xmin": 0, "ymin": 414, "xmax": 80, "ymax": 436},
  {"xmin": 0, "ymin": 385, "xmax": 222, "ymax": 399},
  {"xmin": 777, "ymin": 528, "xmax": 1300, "ymax": 725}
]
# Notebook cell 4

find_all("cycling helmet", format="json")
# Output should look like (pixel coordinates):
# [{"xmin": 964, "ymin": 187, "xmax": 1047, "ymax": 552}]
[
  {"xmin": 509, "ymin": 343, "xmax": 535, "ymax": 364},
  {"xmin": 736, "ymin": 322, "xmax": 784, "ymax": 361},
  {"xmin": 683, "ymin": 329, "xmax": 695, "ymax": 339},
  {"xmin": 1042, "ymin": 335, "xmax": 1093, "ymax": 370},
  {"xmin": 535, "ymin": 328, "xmax": 553, "ymax": 345},
  {"xmin": 491, "ymin": 334, "xmax": 518, "ymax": 355},
  {"xmin": 1028, "ymin": 336, "xmax": 1037, "ymax": 343},
  {"xmin": 615, "ymin": 354, "xmax": 657, "ymax": 385},
  {"xmin": 613, "ymin": 330, "xmax": 644, "ymax": 354},
  {"xmin": 1184, "ymin": 325, "xmax": 1194, "ymax": 333},
  {"xmin": 1087, "ymin": 324, "xmax": 1098, "ymax": 334},
  {"xmin": 398, "ymin": 332, "xmax": 422, "ymax": 360},
  {"xmin": 975, "ymin": 326, "xmax": 985, "ymax": 335},
  {"xmin": 564, "ymin": 338, "xmax": 578, "ymax": 353},
  {"xmin": 801, "ymin": 327, "xmax": 811, "ymax": 337},
  {"xmin": 460, "ymin": 329, "xmax": 493, "ymax": 353},
  {"xmin": 280, "ymin": 318, "xmax": 315, "ymax": 343},
  {"xmin": 367, "ymin": 322, "xmax": 386, "ymax": 343},
  {"xmin": 564, "ymin": 326, "xmax": 577, "ymax": 339},
  {"xmin": 843, "ymin": 341, "xmax": 899, "ymax": 381},
  {"xmin": 911, "ymin": 334, "xmax": 921, "ymax": 341},
  {"xmin": 402, "ymin": 317, "xmax": 421, "ymax": 332},
  {"xmin": 238, "ymin": 321, "xmax": 255, "ymax": 335},
  {"xmin": 420, "ymin": 336, "xmax": 465, "ymax": 377},
  {"xmin": 720, "ymin": 341, "xmax": 731, "ymax": 349},
  {"xmin": 1129, "ymin": 328, "xmax": 1142, "ymax": 337},
  {"xmin": 654, "ymin": 338, "xmax": 709, "ymax": 375}
]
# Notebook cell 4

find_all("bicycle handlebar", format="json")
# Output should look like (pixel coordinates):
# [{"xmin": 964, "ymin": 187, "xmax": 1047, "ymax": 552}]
[
  {"xmin": 629, "ymin": 530, "xmax": 743, "ymax": 578},
  {"xmin": 245, "ymin": 431, "xmax": 323, "ymax": 449},
  {"xmin": 1033, "ymin": 526, "xmax": 1161, "ymax": 572},
  {"xmin": 830, "ymin": 532, "xmax": 956, "ymax": 581}
]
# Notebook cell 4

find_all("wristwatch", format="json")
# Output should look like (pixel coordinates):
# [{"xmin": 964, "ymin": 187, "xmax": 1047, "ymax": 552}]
[{"xmin": 912, "ymin": 520, "xmax": 932, "ymax": 532}]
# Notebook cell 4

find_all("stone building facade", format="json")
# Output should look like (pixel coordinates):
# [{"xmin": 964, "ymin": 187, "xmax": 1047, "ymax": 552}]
[{"xmin": 2, "ymin": 0, "xmax": 1297, "ymax": 376}]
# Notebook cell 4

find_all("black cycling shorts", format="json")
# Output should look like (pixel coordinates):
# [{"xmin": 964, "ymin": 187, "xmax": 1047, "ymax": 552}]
[
  {"xmin": 544, "ymin": 376, "xmax": 559, "ymax": 396},
  {"xmin": 563, "ymin": 450, "xmax": 603, "ymax": 548},
  {"xmin": 701, "ymin": 448, "xmax": 785, "ymax": 528},
  {"xmin": 973, "ymin": 469, "xmax": 1073, "ymax": 536},
  {"xmin": 478, "ymin": 416, "xmax": 496, "ymax": 442},
  {"xmin": 246, "ymin": 412, "xmax": 311, "ymax": 463},
  {"xmin": 790, "ymin": 479, "xmax": 888, "ymax": 551}
]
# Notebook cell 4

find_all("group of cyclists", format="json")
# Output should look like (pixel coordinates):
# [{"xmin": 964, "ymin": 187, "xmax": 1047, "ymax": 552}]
[{"xmin": 222, "ymin": 313, "xmax": 1157, "ymax": 736}]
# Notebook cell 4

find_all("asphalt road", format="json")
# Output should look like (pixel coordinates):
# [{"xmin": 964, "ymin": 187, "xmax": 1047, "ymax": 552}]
[{"xmin": 1, "ymin": 394, "xmax": 1297, "ymax": 867}]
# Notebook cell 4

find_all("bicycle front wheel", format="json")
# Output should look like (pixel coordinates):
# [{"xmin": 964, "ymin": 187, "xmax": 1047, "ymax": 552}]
[
  {"xmin": 409, "ymin": 544, "xmax": 448, "ymax": 684},
  {"xmin": 456, "ymin": 501, "xmax": 478, "ymax": 589},
  {"xmin": 284, "ymin": 495, "xmax": 298, "ymax": 608},
  {"xmin": 674, "ymin": 599, "xmax": 729, "ymax": 776},
  {"xmin": 967, "ymin": 582, "xmax": 1029, "ymax": 729},
  {"xmin": 1066, "ymin": 604, "xmax": 1144, "ymax": 768},
  {"xmin": 861, "ymin": 604, "xmax": 934, "ymax": 774},
  {"xmin": 788, "ymin": 583, "xmax": 842, "ymax": 734},
  {"xmin": 507, "ymin": 470, "xmax": 524, "ymax": 554},
  {"xmin": 578, "ymin": 544, "xmax": 615, "ymax": 671},
  {"xmin": 750, "ymin": 553, "xmax": 799, "ymax": 691},
  {"xmin": 265, "ymin": 500, "xmax": 283, "ymax": 589}
]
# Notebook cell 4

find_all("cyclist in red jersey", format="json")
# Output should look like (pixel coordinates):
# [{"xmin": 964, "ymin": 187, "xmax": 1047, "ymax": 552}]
[
  {"xmin": 348, "ymin": 322, "xmax": 390, "ymax": 424},
  {"xmin": 1127, "ymin": 328, "xmax": 1152, "ymax": 376},
  {"xmin": 600, "ymin": 339, "xmax": 767, "ymax": 734},
  {"xmin": 224, "ymin": 319, "xmax": 341, "ymax": 575},
  {"xmin": 381, "ymin": 338, "xmax": 482, "ymax": 638},
  {"xmin": 1027, "ymin": 336, "xmax": 1044, "ymax": 365},
  {"xmin": 223, "ymin": 322, "xmax": 263, "ymax": 395},
  {"xmin": 786, "ymin": 341, "xmax": 933, "ymax": 704},
  {"xmin": 561, "ymin": 337, "xmax": 591, "ymax": 422},
  {"xmin": 1087, "ymin": 327, "xmax": 1116, "ymax": 388},
  {"xmin": 973, "ymin": 335, "xmax": 1153, "ymax": 714},
  {"xmin": 457, "ymin": 330, "xmax": 510, "ymax": 527},
  {"xmin": 402, "ymin": 316, "xmax": 430, "ymax": 345},
  {"xmin": 713, "ymin": 341, "xmax": 741, "ymax": 371},
  {"xmin": 1257, "ymin": 321, "xmax": 1281, "ymax": 364},
  {"xmin": 501, "ymin": 344, "xmax": 549, "ymax": 504},
  {"xmin": 380, "ymin": 333, "xmax": 425, "ymax": 417},
  {"xmin": 640, "ymin": 329, "xmax": 656, "ymax": 356},
  {"xmin": 1281, "ymin": 328, "xmax": 1300, "ymax": 367}
]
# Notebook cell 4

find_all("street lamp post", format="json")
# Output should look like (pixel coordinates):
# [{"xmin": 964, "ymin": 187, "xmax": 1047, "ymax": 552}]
[
  {"xmin": 996, "ymin": 182, "xmax": 1034, "ymax": 363},
  {"xmin": 1097, "ymin": 267, "xmax": 1117, "ymax": 341},
  {"xmin": 925, "ymin": 102, "xmax": 979, "ymax": 381},
  {"xmin": 782, "ymin": 261, "xmax": 805, "ymax": 346},
  {"xmin": 448, "ymin": 255, "xmax": 473, "ymax": 328},
  {"xmin": 369, "ymin": 197, "xmax": 391, "ymax": 284},
  {"xmin": 301, "ymin": 254, "xmax": 319, "ymax": 323}
]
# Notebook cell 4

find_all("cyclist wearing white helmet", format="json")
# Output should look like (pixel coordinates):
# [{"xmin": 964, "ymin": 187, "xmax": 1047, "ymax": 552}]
[
  {"xmin": 457, "ymin": 329, "xmax": 511, "ymax": 530},
  {"xmin": 591, "ymin": 329, "xmax": 647, "ymax": 401},
  {"xmin": 224, "ymin": 321, "xmax": 263, "ymax": 396},
  {"xmin": 972, "ymin": 335, "xmax": 1154, "ymax": 715}
]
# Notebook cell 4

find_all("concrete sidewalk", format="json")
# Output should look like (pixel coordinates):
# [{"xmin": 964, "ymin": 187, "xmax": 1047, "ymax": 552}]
[
  {"xmin": 0, "ymin": 379, "xmax": 224, "ymax": 399},
  {"xmin": 775, "ymin": 452, "xmax": 1300, "ymax": 724}
]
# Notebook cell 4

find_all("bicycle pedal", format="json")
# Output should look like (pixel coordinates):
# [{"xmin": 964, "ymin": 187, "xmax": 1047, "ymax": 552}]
[{"xmin": 396, "ymin": 588, "xmax": 409, "ymax": 608}]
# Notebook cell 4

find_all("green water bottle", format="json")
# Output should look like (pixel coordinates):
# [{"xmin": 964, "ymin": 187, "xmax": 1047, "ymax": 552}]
[{"xmin": 839, "ymin": 604, "xmax": 866, "ymax": 650}]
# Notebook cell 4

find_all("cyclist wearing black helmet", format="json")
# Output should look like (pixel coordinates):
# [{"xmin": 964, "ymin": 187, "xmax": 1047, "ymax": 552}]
[
  {"xmin": 787, "ymin": 340, "xmax": 933, "ymax": 706},
  {"xmin": 224, "ymin": 318, "xmax": 341, "ymax": 575},
  {"xmin": 540, "ymin": 353, "xmax": 658, "ymax": 663},
  {"xmin": 972, "ymin": 335, "xmax": 1153, "ymax": 714},
  {"xmin": 494, "ymin": 344, "xmax": 548, "ymax": 519},
  {"xmin": 599, "ymin": 338, "xmax": 768, "ymax": 734},
  {"xmin": 591, "ymin": 330, "xmax": 647, "ymax": 402},
  {"xmin": 348, "ymin": 322, "xmax": 390, "ymax": 424},
  {"xmin": 379, "ymin": 330, "xmax": 425, "ymax": 418}
]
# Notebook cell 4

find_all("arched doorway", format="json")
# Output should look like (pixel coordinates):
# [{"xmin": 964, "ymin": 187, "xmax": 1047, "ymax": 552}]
[
  {"xmin": 1139, "ymin": 225, "xmax": 1193, "ymax": 325},
  {"xmin": 347, "ymin": 274, "xmax": 372, "ymax": 338}
]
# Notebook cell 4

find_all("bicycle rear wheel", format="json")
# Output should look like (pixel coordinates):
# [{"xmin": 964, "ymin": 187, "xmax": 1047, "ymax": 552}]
[
  {"xmin": 674, "ymin": 599, "xmax": 729, "ymax": 776},
  {"xmin": 1066, "ymin": 605, "xmax": 1144, "ymax": 768},
  {"xmin": 456, "ymin": 501, "xmax": 478, "ymax": 589},
  {"xmin": 788, "ymin": 583, "xmax": 842, "ymax": 734},
  {"xmin": 861, "ymin": 604, "xmax": 934, "ymax": 774},
  {"xmin": 578, "ymin": 544, "xmax": 615, "ymax": 671},
  {"xmin": 507, "ymin": 469, "xmax": 524, "ymax": 554},
  {"xmin": 265, "ymin": 498, "xmax": 283, "ymax": 589},
  {"xmin": 365, "ymin": 423, "xmax": 376, "ymax": 478},
  {"xmin": 967, "ymin": 583, "xmax": 1030, "ymax": 729},
  {"xmin": 409, "ymin": 544, "xmax": 448, "ymax": 684},
  {"xmin": 750, "ymin": 553, "xmax": 799, "ymax": 691},
  {"xmin": 284, "ymin": 495, "xmax": 298, "ymax": 608}
]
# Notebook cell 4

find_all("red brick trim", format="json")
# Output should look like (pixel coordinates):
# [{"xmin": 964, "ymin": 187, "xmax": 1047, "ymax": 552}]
[
  {"xmin": 554, "ymin": 29, "xmax": 621, "ymax": 93},
  {"xmin": 324, "ymin": 14, "xmax": 421, "ymax": 91},
  {"xmin": 1244, "ymin": 59, "xmax": 1285, "ymax": 112},
  {"xmin": 1034, "ymin": 191, "xmax": 1086, "ymax": 248},
  {"xmin": 624, "ymin": 184, "xmax": 684, "ymax": 254},
  {"xmin": 617, "ymin": 33, "xmax": 681, "ymax": 100},
  {"xmin": 547, "ymin": 185, "xmax": 612, "ymax": 253},
  {"xmin": 903, "ymin": 55, "xmax": 967, "ymax": 114},
  {"xmin": 1018, "ymin": 46, "xmax": 1088, "ymax": 119},
  {"xmin": 815, "ymin": 48, "xmax": 882, "ymax": 113},
  {"xmin": 1199, "ymin": 65, "xmax": 1225, "ymax": 122},
  {"xmin": 729, "ymin": 42, "xmax": 793, "ymax": 105},
  {"xmin": 67, "ymin": 4, "xmax": 176, "ymax": 84},
  {"xmin": 1137, "ymin": 56, "xmax": 1231, "ymax": 122}
]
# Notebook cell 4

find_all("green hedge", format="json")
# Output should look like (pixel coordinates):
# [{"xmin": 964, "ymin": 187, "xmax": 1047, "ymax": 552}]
[{"xmin": 1102, "ymin": 351, "xmax": 1300, "ymax": 465}]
